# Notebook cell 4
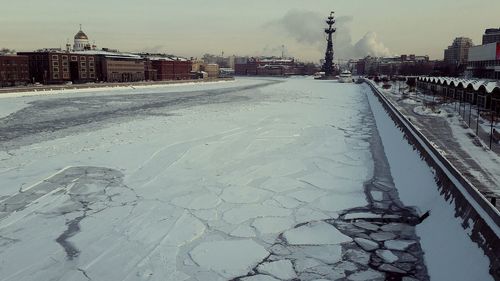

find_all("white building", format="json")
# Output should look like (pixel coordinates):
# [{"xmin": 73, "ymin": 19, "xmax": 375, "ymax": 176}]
[{"xmin": 466, "ymin": 42, "xmax": 500, "ymax": 80}]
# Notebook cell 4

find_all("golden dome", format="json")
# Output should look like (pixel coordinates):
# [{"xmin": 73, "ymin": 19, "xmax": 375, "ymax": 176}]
[{"xmin": 74, "ymin": 30, "xmax": 88, "ymax": 40}]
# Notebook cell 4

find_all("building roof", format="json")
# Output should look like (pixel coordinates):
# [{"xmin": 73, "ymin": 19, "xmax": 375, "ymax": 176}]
[
  {"xmin": 73, "ymin": 50, "xmax": 142, "ymax": 59},
  {"xmin": 418, "ymin": 76, "xmax": 500, "ymax": 93},
  {"xmin": 146, "ymin": 55, "xmax": 188, "ymax": 61}
]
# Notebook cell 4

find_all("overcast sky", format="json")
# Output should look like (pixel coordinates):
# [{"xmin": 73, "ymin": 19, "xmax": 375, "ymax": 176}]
[{"xmin": 1, "ymin": 0, "xmax": 499, "ymax": 62}]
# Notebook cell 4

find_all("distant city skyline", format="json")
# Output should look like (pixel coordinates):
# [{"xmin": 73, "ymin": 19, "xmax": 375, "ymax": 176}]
[{"xmin": 1, "ymin": 0, "xmax": 499, "ymax": 62}]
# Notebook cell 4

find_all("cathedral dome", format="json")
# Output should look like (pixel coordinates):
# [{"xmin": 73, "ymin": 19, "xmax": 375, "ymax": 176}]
[{"xmin": 74, "ymin": 30, "xmax": 88, "ymax": 40}]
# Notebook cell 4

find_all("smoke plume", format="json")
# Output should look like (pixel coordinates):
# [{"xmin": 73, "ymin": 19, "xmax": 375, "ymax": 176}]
[{"xmin": 267, "ymin": 9, "xmax": 391, "ymax": 59}]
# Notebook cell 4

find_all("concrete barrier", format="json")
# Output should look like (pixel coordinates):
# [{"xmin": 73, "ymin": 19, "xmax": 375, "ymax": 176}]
[{"xmin": 365, "ymin": 79, "xmax": 500, "ymax": 278}]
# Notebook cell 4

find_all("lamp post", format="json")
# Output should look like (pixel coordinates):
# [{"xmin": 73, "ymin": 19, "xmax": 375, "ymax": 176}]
[{"xmin": 476, "ymin": 104, "xmax": 480, "ymax": 136}]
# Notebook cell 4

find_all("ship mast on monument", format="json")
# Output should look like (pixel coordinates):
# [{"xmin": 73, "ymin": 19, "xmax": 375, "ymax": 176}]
[{"xmin": 322, "ymin": 11, "xmax": 336, "ymax": 78}]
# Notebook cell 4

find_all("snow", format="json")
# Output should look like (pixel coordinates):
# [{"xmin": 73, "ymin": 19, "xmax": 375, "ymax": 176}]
[
  {"xmin": 230, "ymin": 225, "xmax": 256, "ymax": 238},
  {"xmin": 251, "ymin": 217, "xmax": 296, "ymax": 234},
  {"xmin": 0, "ymin": 77, "xmax": 494, "ymax": 280},
  {"xmin": 220, "ymin": 186, "xmax": 272, "ymax": 204},
  {"xmin": 369, "ymin": 232, "xmax": 397, "ymax": 242},
  {"xmin": 364, "ymin": 84, "xmax": 494, "ymax": 281},
  {"xmin": 241, "ymin": 275, "xmax": 281, "ymax": 281},
  {"xmin": 354, "ymin": 221, "xmax": 379, "ymax": 231},
  {"xmin": 0, "ymin": 78, "xmax": 375, "ymax": 280},
  {"xmin": 282, "ymin": 221, "xmax": 352, "ymax": 245},
  {"xmin": 347, "ymin": 269, "xmax": 384, "ymax": 281},
  {"xmin": 445, "ymin": 113, "xmax": 500, "ymax": 188},
  {"xmin": 375, "ymin": 249, "xmax": 399, "ymax": 263},
  {"xmin": 294, "ymin": 258, "xmax": 323, "ymax": 272},
  {"xmin": 344, "ymin": 212, "xmax": 383, "ymax": 220},
  {"xmin": 222, "ymin": 204, "xmax": 292, "ymax": 225},
  {"xmin": 413, "ymin": 105, "xmax": 448, "ymax": 117},
  {"xmin": 257, "ymin": 260, "xmax": 297, "ymax": 280},
  {"xmin": 384, "ymin": 240, "xmax": 416, "ymax": 251},
  {"xmin": 354, "ymin": 238, "xmax": 379, "ymax": 251},
  {"xmin": 189, "ymin": 240, "xmax": 269, "ymax": 278},
  {"xmin": 301, "ymin": 245, "xmax": 343, "ymax": 264}
]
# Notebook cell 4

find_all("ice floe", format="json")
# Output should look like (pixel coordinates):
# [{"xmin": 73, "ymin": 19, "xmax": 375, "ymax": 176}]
[
  {"xmin": 283, "ymin": 222, "xmax": 352, "ymax": 245},
  {"xmin": 189, "ymin": 239, "xmax": 269, "ymax": 278}
]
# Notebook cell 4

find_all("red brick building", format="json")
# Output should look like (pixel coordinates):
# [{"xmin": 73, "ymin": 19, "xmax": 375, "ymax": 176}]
[
  {"xmin": 150, "ymin": 57, "xmax": 192, "ymax": 80},
  {"xmin": 0, "ymin": 55, "xmax": 30, "ymax": 87},
  {"xmin": 18, "ymin": 50, "xmax": 97, "ymax": 84},
  {"xmin": 144, "ymin": 59, "xmax": 157, "ymax": 81}
]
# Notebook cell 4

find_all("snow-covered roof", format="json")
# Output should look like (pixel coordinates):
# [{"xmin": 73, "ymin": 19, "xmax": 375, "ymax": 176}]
[
  {"xmin": 144, "ymin": 55, "xmax": 188, "ymax": 61},
  {"xmin": 147, "ymin": 56, "xmax": 174, "ymax": 61},
  {"xmin": 73, "ymin": 50, "xmax": 142, "ymax": 59},
  {"xmin": 418, "ymin": 76, "xmax": 500, "ymax": 94}
]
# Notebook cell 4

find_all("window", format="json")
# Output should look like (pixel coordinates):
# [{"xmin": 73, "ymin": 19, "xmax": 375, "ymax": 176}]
[
  {"xmin": 89, "ymin": 57, "xmax": 94, "ymax": 61},
  {"xmin": 62, "ymin": 61, "xmax": 68, "ymax": 66},
  {"xmin": 80, "ymin": 56, "xmax": 86, "ymax": 61},
  {"xmin": 52, "ymin": 61, "xmax": 59, "ymax": 66},
  {"xmin": 71, "ymin": 56, "xmax": 77, "ymax": 61},
  {"xmin": 62, "ymin": 55, "xmax": 68, "ymax": 60},
  {"xmin": 81, "ymin": 73, "xmax": 87, "ymax": 78},
  {"xmin": 89, "ymin": 73, "xmax": 95, "ymax": 78},
  {"xmin": 89, "ymin": 68, "xmax": 95, "ymax": 73},
  {"xmin": 81, "ymin": 61, "xmax": 86, "ymax": 67},
  {"xmin": 53, "ymin": 67, "xmax": 59, "ymax": 72},
  {"xmin": 63, "ymin": 67, "xmax": 69, "ymax": 73},
  {"xmin": 52, "ymin": 55, "xmax": 59, "ymax": 60},
  {"xmin": 63, "ymin": 73, "xmax": 70, "ymax": 79},
  {"xmin": 89, "ymin": 62, "xmax": 94, "ymax": 67},
  {"xmin": 53, "ymin": 73, "xmax": 59, "ymax": 79}
]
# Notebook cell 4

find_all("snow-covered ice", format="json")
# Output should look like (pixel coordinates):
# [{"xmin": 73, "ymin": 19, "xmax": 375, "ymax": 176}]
[
  {"xmin": 384, "ymin": 239, "xmax": 416, "ymax": 251},
  {"xmin": 0, "ymin": 78, "xmax": 373, "ymax": 280},
  {"xmin": 354, "ymin": 237, "xmax": 379, "ymax": 251},
  {"xmin": 190, "ymin": 240, "xmax": 269, "ymax": 278},
  {"xmin": 0, "ymin": 77, "xmax": 494, "ymax": 280},
  {"xmin": 347, "ymin": 269, "xmax": 384, "ymax": 281},
  {"xmin": 256, "ymin": 260, "xmax": 297, "ymax": 280},
  {"xmin": 282, "ymin": 221, "xmax": 352, "ymax": 245},
  {"xmin": 375, "ymin": 249, "xmax": 399, "ymax": 263}
]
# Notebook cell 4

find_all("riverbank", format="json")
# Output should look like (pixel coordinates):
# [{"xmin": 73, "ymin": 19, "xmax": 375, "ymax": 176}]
[{"xmin": 0, "ymin": 77, "xmax": 234, "ymax": 95}]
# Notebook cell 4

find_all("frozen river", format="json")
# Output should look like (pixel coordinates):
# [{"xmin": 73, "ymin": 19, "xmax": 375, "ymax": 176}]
[{"xmin": 0, "ymin": 78, "xmax": 493, "ymax": 280}]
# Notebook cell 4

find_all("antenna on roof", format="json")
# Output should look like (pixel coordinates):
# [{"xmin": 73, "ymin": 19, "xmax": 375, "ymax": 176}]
[{"xmin": 79, "ymin": 24, "xmax": 82, "ymax": 30}]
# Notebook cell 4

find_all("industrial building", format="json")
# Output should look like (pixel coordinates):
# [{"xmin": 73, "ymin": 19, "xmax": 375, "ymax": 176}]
[
  {"xmin": 466, "ymin": 42, "xmax": 500, "ymax": 80},
  {"xmin": 416, "ymin": 77, "xmax": 500, "ymax": 114}
]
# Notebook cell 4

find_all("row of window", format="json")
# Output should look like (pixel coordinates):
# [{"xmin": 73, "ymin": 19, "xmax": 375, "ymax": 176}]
[
  {"xmin": 51, "ymin": 55, "xmax": 95, "ymax": 62},
  {"xmin": 52, "ymin": 71, "xmax": 96, "ymax": 79},
  {"xmin": 52, "ymin": 61, "xmax": 95, "ymax": 67},
  {"xmin": 468, "ymin": 60, "xmax": 500, "ymax": 67}
]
